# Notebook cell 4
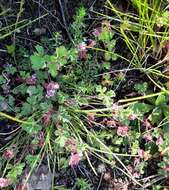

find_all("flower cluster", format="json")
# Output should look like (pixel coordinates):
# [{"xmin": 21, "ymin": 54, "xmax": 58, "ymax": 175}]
[
  {"xmin": 25, "ymin": 74, "xmax": 37, "ymax": 85},
  {"xmin": 69, "ymin": 153, "xmax": 81, "ymax": 167},
  {"xmin": 143, "ymin": 133, "xmax": 152, "ymax": 141},
  {"xmin": 3, "ymin": 149, "xmax": 14, "ymax": 160},
  {"xmin": 42, "ymin": 108, "xmax": 53, "ymax": 125},
  {"xmin": 0, "ymin": 178, "xmax": 11, "ymax": 188},
  {"xmin": 127, "ymin": 165, "xmax": 141, "ymax": 178},
  {"xmin": 65, "ymin": 138, "xmax": 81, "ymax": 167},
  {"xmin": 44, "ymin": 82, "xmax": 59, "ymax": 98},
  {"xmin": 77, "ymin": 31, "xmax": 97, "ymax": 59},
  {"xmin": 78, "ymin": 42, "xmax": 87, "ymax": 59},
  {"xmin": 156, "ymin": 135, "xmax": 164, "ymax": 145},
  {"xmin": 117, "ymin": 126, "xmax": 128, "ymax": 137},
  {"xmin": 92, "ymin": 28, "xmax": 101, "ymax": 37}
]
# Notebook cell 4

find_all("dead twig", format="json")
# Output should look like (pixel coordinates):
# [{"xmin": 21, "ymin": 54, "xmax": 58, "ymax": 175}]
[{"xmin": 58, "ymin": 0, "xmax": 74, "ymax": 44}]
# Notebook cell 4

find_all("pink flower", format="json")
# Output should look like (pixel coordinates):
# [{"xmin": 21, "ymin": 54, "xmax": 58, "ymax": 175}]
[
  {"xmin": 143, "ymin": 133, "xmax": 152, "ymax": 141},
  {"xmin": 77, "ymin": 42, "xmax": 87, "ymax": 59},
  {"xmin": 25, "ymin": 74, "xmax": 36, "ymax": 85},
  {"xmin": 117, "ymin": 126, "xmax": 128, "ymax": 137},
  {"xmin": 65, "ymin": 138, "xmax": 77, "ymax": 153},
  {"xmin": 106, "ymin": 120, "xmax": 116, "ymax": 127},
  {"xmin": 133, "ymin": 171, "xmax": 140, "ymax": 178},
  {"xmin": 127, "ymin": 165, "xmax": 133, "ymax": 173},
  {"xmin": 128, "ymin": 114, "xmax": 137, "ymax": 120},
  {"xmin": 78, "ymin": 42, "xmax": 86, "ymax": 51},
  {"xmin": 143, "ymin": 118, "xmax": 152, "ymax": 129},
  {"xmin": 45, "ymin": 82, "xmax": 59, "ymax": 98},
  {"xmin": 0, "ymin": 178, "xmax": 11, "ymax": 188},
  {"xmin": 69, "ymin": 153, "xmax": 81, "ymax": 167},
  {"xmin": 3, "ymin": 149, "xmax": 14, "ymax": 160},
  {"xmin": 92, "ymin": 28, "xmax": 101, "ymax": 37},
  {"xmin": 87, "ymin": 113, "xmax": 96, "ymax": 122},
  {"xmin": 156, "ymin": 136, "xmax": 164, "ymax": 145},
  {"xmin": 163, "ymin": 166, "xmax": 169, "ymax": 172},
  {"xmin": 15, "ymin": 184, "xmax": 27, "ymax": 190},
  {"xmin": 164, "ymin": 42, "xmax": 169, "ymax": 49},
  {"xmin": 88, "ymin": 39, "xmax": 96, "ymax": 48},
  {"xmin": 138, "ymin": 149, "xmax": 144, "ymax": 158},
  {"xmin": 42, "ymin": 108, "xmax": 53, "ymax": 125},
  {"xmin": 127, "ymin": 165, "xmax": 141, "ymax": 178},
  {"xmin": 37, "ymin": 131, "xmax": 45, "ymax": 147},
  {"xmin": 134, "ymin": 157, "xmax": 140, "ymax": 166}
]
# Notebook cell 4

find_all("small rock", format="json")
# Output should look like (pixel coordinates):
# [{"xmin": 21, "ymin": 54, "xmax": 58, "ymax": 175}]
[
  {"xmin": 33, "ymin": 28, "xmax": 46, "ymax": 36},
  {"xmin": 26, "ymin": 165, "xmax": 52, "ymax": 190},
  {"xmin": 103, "ymin": 172, "xmax": 111, "ymax": 181},
  {"xmin": 97, "ymin": 163, "xmax": 106, "ymax": 174}
]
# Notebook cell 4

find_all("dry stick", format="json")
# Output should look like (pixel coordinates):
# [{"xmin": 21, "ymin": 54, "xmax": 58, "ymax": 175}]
[
  {"xmin": 13, "ymin": 0, "xmax": 25, "ymax": 43},
  {"xmin": 58, "ymin": 0, "xmax": 74, "ymax": 44},
  {"xmin": 0, "ymin": 127, "xmax": 20, "ymax": 136},
  {"xmin": 96, "ymin": 173, "xmax": 103, "ymax": 190},
  {"xmin": 32, "ymin": 0, "xmax": 65, "ymax": 29},
  {"xmin": 148, "ymin": 51, "xmax": 169, "ymax": 69},
  {"xmin": 141, "ymin": 175, "xmax": 166, "ymax": 189}
]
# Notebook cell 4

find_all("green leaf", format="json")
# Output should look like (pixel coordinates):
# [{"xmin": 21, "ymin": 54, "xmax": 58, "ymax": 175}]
[
  {"xmin": 118, "ymin": 108, "xmax": 133, "ymax": 125},
  {"xmin": 56, "ymin": 135, "xmax": 68, "ymax": 148},
  {"xmin": 27, "ymin": 86, "xmax": 38, "ymax": 96},
  {"xmin": 106, "ymin": 90, "xmax": 115, "ymax": 98},
  {"xmin": 13, "ymin": 84, "xmax": 27, "ymax": 95},
  {"xmin": 98, "ymin": 27, "xmax": 114, "ymax": 42},
  {"xmin": 111, "ymin": 53, "xmax": 117, "ymax": 60},
  {"xmin": 20, "ymin": 103, "xmax": 32, "ymax": 116},
  {"xmin": 8, "ymin": 95, "xmax": 15, "ymax": 106},
  {"xmin": 35, "ymin": 45, "xmax": 44, "ymax": 55},
  {"xmin": 21, "ymin": 122, "xmax": 41, "ymax": 134},
  {"xmin": 162, "ymin": 105, "xmax": 169, "ymax": 118},
  {"xmin": 104, "ymin": 52, "xmax": 111, "ymax": 61},
  {"xmin": 131, "ymin": 140, "xmax": 139, "ymax": 155},
  {"xmin": 129, "ymin": 102, "xmax": 153, "ymax": 116},
  {"xmin": 48, "ymin": 63, "xmax": 58, "ymax": 77},
  {"xmin": 149, "ymin": 107, "xmax": 163, "ymax": 124},
  {"xmin": 155, "ymin": 94, "xmax": 166, "ymax": 106},
  {"xmin": 26, "ymin": 154, "xmax": 39, "ymax": 167},
  {"xmin": 56, "ymin": 46, "xmax": 67, "ymax": 57},
  {"xmin": 31, "ymin": 55, "xmax": 46, "ymax": 70},
  {"xmin": 0, "ymin": 76, "xmax": 6, "ymax": 84},
  {"xmin": 68, "ymin": 48, "xmax": 78, "ymax": 61},
  {"xmin": 60, "ymin": 58, "xmax": 67, "ymax": 66},
  {"xmin": 7, "ymin": 163, "xmax": 25, "ymax": 181},
  {"xmin": 6, "ymin": 44, "xmax": 15, "ymax": 55},
  {"xmin": 5, "ymin": 66, "xmax": 17, "ymax": 74},
  {"xmin": 163, "ymin": 122, "xmax": 169, "ymax": 133},
  {"xmin": 107, "ymin": 39, "xmax": 116, "ymax": 51},
  {"xmin": 134, "ymin": 82, "xmax": 148, "ymax": 94},
  {"xmin": 102, "ymin": 62, "xmax": 110, "ymax": 70},
  {"xmin": 27, "ymin": 85, "xmax": 43, "ymax": 96}
]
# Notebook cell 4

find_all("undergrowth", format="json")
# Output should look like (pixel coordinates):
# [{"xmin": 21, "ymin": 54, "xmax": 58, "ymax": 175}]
[{"xmin": 0, "ymin": 0, "xmax": 169, "ymax": 189}]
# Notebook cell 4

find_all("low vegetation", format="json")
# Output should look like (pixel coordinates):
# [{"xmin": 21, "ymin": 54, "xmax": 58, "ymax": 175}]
[{"xmin": 0, "ymin": 0, "xmax": 169, "ymax": 189}]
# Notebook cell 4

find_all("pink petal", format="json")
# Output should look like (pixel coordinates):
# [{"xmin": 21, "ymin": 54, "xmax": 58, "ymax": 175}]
[
  {"xmin": 69, "ymin": 153, "xmax": 81, "ymax": 167},
  {"xmin": 133, "ymin": 172, "xmax": 140, "ymax": 178},
  {"xmin": 117, "ymin": 126, "xmax": 128, "ymax": 137},
  {"xmin": 0, "ymin": 178, "xmax": 11, "ymax": 188},
  {"xmin": 138, "ymin": 149, "xmax": 144, "ymax": 158},
  {"xmin": 3, "ymin": 149, "xmax": 14, "ymax": 160},
  {"xmin": 156, "ymin": 136, "xmax": 164, "ymax": 145},
  {"xmin": 143, "ymin": 133, "xmax": 152, "ymax": 141}
]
